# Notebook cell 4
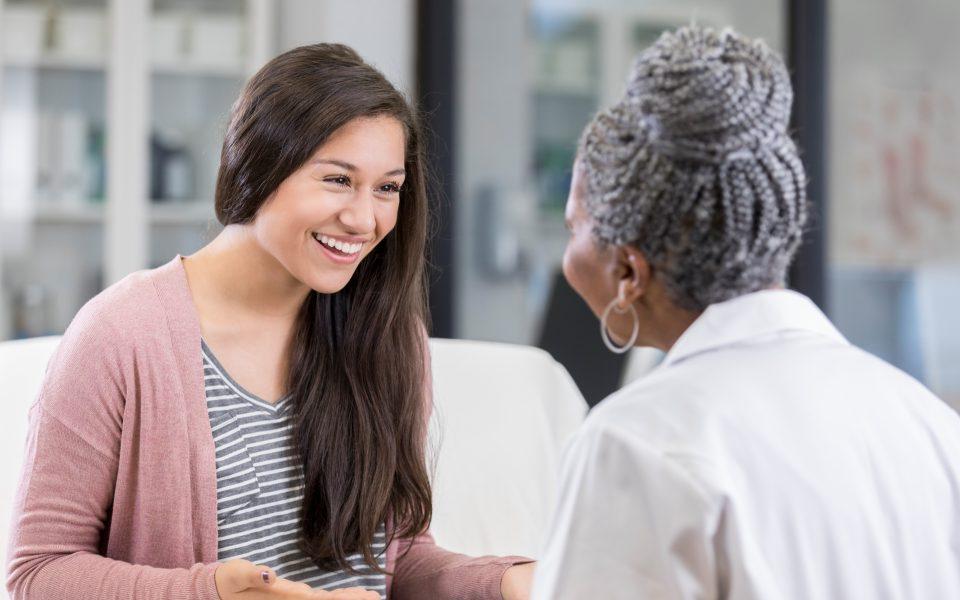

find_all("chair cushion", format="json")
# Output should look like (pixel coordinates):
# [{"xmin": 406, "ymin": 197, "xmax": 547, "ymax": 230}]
[{"xmin": 427, "ymin": 338, "xmax": 586, "ymax": 557}]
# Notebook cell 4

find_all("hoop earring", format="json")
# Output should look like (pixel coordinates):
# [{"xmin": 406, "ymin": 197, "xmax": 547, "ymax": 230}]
[{"xmin": 600, "ymin": 299, "xmax": 639, "ymax": 354}]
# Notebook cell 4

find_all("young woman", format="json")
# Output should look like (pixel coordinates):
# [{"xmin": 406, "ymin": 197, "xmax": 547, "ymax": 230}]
[
  {"xmin": 531, "ymin": 25, "xmax": 960, "ymax": 599},
  {"xmin": 7, "ymin": 44, "xmax": 533, "ymax": 600}
]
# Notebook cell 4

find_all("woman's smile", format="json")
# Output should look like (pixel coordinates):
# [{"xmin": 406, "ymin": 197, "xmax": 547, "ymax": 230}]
[
  {"xmin": 312, "ymin": 232, "xmax": 365, "ymax": 255},
  {"xmin": 311, "ymin": 232, "xmax": 365, "ymax": 265}
]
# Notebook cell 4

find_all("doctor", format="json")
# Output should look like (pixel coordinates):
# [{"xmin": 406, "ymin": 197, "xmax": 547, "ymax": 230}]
[{"xmin": 532, "ymin": 25, "xmax": 960, "ymax": 600}]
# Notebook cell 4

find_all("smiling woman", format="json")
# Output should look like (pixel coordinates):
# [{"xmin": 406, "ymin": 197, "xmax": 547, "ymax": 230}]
[
  {"xmin": 200, "ymin": 45, "xmax": 435, "ymax": 592},
  {"xmin": 247, "ymin": 115, "xmax": 408, "ymax": 283},
  {"xmin": 6, "ymin": 44, "xmax": 532, "ymax": 600}
]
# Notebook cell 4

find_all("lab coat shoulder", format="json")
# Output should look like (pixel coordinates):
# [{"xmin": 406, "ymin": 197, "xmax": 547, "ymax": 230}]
[
  {"xmin": 534, "ymin": 393, "xmax": 728, "ymax": 600},
  {"xmin": 571, "ymin": 404, "xmax": 724, "ymax": 503},
  {"xmin": 587, "ymin": 359, "xmax": 730, "ymax": 461},
  {"xmin": 571, "ymin": 364, "xmax": 734, "ymax": 519}
]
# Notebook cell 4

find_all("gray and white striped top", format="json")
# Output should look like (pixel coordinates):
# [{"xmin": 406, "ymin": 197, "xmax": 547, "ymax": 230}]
[{"xmin": 202, "ymin": 340, "xmax": 387, "ymax": 596}]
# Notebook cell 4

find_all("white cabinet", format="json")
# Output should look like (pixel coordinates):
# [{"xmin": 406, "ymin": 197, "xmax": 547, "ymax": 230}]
[{"xmin": 0, "ymin": 0, "xmax": 276, "ymax": 339}]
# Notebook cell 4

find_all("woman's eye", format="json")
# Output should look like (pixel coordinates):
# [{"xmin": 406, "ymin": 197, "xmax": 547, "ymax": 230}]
[
  {"xmin": 379, "ymin": 182, "xmax": 402, "ymax": 194},
  {"xmin": 325, "ymin": 175, "xmax": 351, "ymax": 187}
]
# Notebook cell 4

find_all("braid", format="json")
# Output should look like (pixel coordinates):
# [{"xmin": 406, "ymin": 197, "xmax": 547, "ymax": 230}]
[{"xmin": 578, "ymin": 25, "xmax": 808, "ymax": 310}]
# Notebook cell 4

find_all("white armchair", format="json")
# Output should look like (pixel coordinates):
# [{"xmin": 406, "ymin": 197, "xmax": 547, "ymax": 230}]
[
  {"xmin": 426, "ymin": 338, "xmax": 587, "ymax": 558},
  {"xmin": 0, "ymin": 335, "xmax": 62, "ymax": 582},
  {"xmin": 0, "ymin": 335, "xmax": 587, "ymax": 584}
]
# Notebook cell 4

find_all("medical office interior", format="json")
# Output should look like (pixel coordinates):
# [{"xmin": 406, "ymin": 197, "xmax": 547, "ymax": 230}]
[{"xmin": 0, "ymin": 0, "xmax": 958, "ymax": 592}]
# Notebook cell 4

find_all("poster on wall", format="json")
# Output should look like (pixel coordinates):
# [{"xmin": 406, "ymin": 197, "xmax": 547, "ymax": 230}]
[{"xmin": 832, "ymin": 69, "xmax": 960, "ymax": 267}]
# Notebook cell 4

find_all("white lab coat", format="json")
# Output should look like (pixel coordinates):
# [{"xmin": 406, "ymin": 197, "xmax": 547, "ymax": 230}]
[{"xmin": 532, "ymin": 290, "xmax": 960, "ymax": 600}]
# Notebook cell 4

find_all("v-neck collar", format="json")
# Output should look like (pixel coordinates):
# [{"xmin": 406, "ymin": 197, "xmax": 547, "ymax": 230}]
[{"xmin": 200, "ymin": 338, "xmax": 292, "ymax": 415}]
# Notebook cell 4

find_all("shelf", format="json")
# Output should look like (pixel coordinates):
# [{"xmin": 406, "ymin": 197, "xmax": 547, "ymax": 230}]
[
  {"xmin": 3, "ymin": 56, "xmax": 244, "ymax": 79},
  {"xmin": 31, "ymin": 201, "xmax": 215, "ymax": 225},
  {"xmin": 151, "ymin": 62, "xmax": 245, "ymax": 78},
  {"xmin": 33, "ymin": 203, "xmax": 104, "ymax": 224},
  {"xmin": 2, "ymin": 55, "xmax": 105, "ymax": 72}
]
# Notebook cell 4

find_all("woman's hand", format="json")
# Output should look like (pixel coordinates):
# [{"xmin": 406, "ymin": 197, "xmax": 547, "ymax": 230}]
[
  {"xmin": 500, "ymin": 562, "xmax": 536, "ymax": 600},
  {"xmin": 215, "ymin": 559, "xmax": 380, "ymax": 599},
  {"xmin": 215, "ymin": 559, "xmax": 314, "ymax": 599}
]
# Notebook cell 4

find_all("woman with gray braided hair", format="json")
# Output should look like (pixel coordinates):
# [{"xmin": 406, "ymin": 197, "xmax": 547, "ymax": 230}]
[{"xmin": 531, "ymin": 25, "xmax": 960, "ymax": 600}]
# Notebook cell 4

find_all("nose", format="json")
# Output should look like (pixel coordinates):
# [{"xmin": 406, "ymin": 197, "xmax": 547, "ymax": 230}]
[{"xmin": 338, "ymin": 189, "xmax": 377, "ymax": 235}]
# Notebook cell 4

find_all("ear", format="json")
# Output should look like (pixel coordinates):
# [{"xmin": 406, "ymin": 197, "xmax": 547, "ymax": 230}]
[{"xmin": 615, "ymin": 245, "xmax": 650, "ymax": 307}]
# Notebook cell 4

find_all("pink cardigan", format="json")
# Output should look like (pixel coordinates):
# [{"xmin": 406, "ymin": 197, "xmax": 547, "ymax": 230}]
[{"xmin": 6, "ymin": 256, "xmax": 525, "ymax": 599}]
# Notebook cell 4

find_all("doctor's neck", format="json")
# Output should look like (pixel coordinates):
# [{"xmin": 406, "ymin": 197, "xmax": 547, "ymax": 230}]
[{"xmin": 632, "ymin": 278, "xmax": 701, "ymax": 352}]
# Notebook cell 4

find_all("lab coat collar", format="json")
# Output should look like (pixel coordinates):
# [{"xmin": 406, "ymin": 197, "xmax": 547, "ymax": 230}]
[{"xmin": 662, "ymin": 289, "xmax": 848, "ymax": 367}]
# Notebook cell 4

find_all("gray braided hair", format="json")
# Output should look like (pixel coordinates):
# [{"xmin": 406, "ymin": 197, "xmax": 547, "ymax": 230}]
[{"xmin": 578, "ymin": 25, "xmax": 808, "ymax": 311}]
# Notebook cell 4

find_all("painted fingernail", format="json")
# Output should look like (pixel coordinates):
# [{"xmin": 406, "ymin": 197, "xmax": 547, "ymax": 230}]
[{"xmin": 261, "ymin": 571, "xmax": 272, "ymax": 584}]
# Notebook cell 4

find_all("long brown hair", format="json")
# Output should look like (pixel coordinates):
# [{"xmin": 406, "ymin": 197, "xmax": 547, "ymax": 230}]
[{"xmin": 214, "ymin": 44, "xmax": 432, "ymax": 572}]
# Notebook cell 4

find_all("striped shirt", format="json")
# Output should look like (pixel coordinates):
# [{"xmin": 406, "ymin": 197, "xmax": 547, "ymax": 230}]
[{"xmin": 202, "ymin": 340, "xmax": 387, "ymax": 596}]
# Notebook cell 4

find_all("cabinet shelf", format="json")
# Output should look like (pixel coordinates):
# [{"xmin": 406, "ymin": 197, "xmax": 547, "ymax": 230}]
[
  {"xmin": 31, "ymin": 201, "xmax": 215, "ymax": 225},
  {"xmin": 152, "ymin": 62, "xmax": 245, "ymax": 78},
  {"xmin": 2, "ymin": 55, "xmax": 105, "ymax": 72},
  {"xmin": 3, "ymin": 56, "xmax": 244, "ymax": 79},
  {"xmin": 32, "ymin": 203, "xmax": 104, "ymax": 224}
]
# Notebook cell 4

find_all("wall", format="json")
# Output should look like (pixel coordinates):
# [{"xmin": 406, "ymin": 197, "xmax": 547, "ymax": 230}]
[{"xmin": 277, "ymin": 0, "xmax": 415, "ymax": 97}]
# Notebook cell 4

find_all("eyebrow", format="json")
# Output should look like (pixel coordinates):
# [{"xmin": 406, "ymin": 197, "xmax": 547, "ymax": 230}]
[{"xmin": 312, "ymin": 158, "xmax": 405, "ymax": 177}]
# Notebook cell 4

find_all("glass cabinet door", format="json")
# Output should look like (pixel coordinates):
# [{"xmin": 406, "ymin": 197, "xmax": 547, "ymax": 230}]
[
  {"xmin": 0, "ymin": 0, "xmax": 273, "ymax": 340},
  {"xmin": 0, "ymin": 0, "xmax": 109, "ymax": 338}
]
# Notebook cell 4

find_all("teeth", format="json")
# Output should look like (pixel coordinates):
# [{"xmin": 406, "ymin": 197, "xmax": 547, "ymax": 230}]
[{"xmin": 315, "ymin": 234, "xmax": 362, "ymax": 255}]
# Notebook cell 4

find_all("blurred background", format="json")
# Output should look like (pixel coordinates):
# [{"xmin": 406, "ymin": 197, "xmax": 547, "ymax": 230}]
[{"xmin": 0, "ymin": 0, "xmax": 957, "ymax": 411}]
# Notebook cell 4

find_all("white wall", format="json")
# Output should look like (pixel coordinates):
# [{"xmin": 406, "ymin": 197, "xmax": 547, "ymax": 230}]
[{"xmin": 277, "ymin": 0, "xmax": 415, "ymax": 98}]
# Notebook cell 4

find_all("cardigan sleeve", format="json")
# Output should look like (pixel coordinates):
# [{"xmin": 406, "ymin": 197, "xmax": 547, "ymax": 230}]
[
  {"xmin": 390, "ymin": 531, "xmax": 530, "ymax": 600},
  {"xmin": 5, "ymin": 302, "xmax": 221, "ymax": 600},
  {"xmin": 387, "ymin": 325, "xmax": 533, "ymax": 600}
]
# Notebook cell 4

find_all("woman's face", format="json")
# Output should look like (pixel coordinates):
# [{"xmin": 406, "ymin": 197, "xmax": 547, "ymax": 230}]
[
  {"xmin": 562, "ymin": 165, "xmax": 620, "ymax": 319},
  {"xmin": 252, "ymin": 115, "xmax": 407, "ymax": 294},
  {"xmin": 562, "ymin": 163, "xmax": 645, "ymax": 346}
]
